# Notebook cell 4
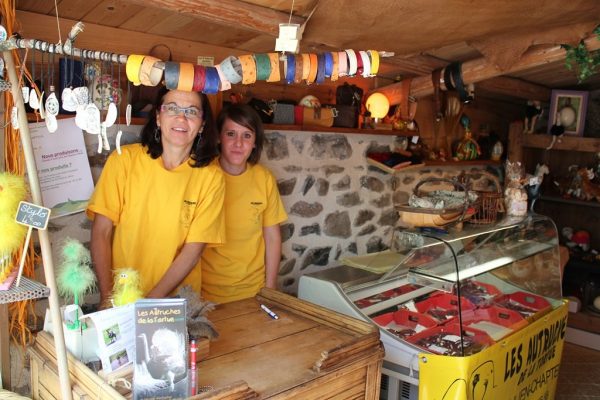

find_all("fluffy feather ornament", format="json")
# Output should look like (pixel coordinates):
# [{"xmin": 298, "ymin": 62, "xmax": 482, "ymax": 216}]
[
  {"xmin": 0, "ymin": 172, "xmax": 28, "ymax": 283},
  {"xmin": 56, "ymin": 238, "xmax": 96, "ymax": 329},
  {"xmin": 176, "ymin": 285, "xmax": 219, "ymax": 340},
  {"xmin": 112, "ymin": 268, "xmax": 143, "ymax": 307}
]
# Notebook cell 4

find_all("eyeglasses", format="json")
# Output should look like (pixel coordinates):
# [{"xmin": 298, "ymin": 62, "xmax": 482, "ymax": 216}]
[{"xmin": 160, "ymin": 103, "xmax": 202, "ymax": 119}]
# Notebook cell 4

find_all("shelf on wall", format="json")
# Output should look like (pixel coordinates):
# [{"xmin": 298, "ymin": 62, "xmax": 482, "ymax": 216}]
[
  {"xmin": 566, "ymin": 309, "xmax": 600, "ymax": 335},
  {"xmin": 540, "ymin": 194, "xmax": 600, "ymax": 209},
  {"xmin": 264, "ymin": 123, "xmax": 419, "ymax": 136},
  {"xmin": 366, "ymin": 157, "xmax": 502, "ymax": 174},
  {"xmin": 522, "ymin": 134, "xmax": 600, "ymax": 153}
]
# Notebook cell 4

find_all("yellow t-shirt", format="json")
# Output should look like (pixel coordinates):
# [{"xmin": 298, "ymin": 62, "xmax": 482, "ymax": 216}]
[
  {"xmin": 201, "ymin": 160, "xmax": 287, "ymax": 303},
  {"xmin": 86, "ymin": 144, "xmax": 225, "ymax": 295}
]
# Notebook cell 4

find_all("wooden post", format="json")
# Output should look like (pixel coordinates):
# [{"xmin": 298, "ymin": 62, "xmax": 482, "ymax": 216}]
[
  {"xmin": 508, "ymin": 120, "xmax": 524, "ymax": 163},
  {"xmin": 3, "ymin": 50, "xmax": 73, "ymax": 400}
]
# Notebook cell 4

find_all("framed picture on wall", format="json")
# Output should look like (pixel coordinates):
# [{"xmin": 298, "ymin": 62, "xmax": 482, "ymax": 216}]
[{"xmin": 547, "ymin": 89, "xmax": 589, "ymax": 136}]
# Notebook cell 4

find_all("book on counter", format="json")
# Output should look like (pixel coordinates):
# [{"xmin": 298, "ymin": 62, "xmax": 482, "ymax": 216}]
[{"xmin": 133, "ymin": 298, "xmax": 189, "ymax": 400}]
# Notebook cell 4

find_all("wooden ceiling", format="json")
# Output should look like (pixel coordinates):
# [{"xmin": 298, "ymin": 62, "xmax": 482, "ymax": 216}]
[{"xmin": 12, "ymin": 0, "xmax": 600, "ymax": 102}]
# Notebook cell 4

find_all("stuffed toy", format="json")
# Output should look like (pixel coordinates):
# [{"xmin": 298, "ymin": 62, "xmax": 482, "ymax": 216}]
[
  {"xmin": 0, "ymin": 172, "xmax": 28, "ymax": 284},
  {"xmin": 112, "ymin": 268, "xmax": 143, "ymax": 307},
  {"xmin": 176, "ymin": 285, "xmax": 219, "ymax": 340}
]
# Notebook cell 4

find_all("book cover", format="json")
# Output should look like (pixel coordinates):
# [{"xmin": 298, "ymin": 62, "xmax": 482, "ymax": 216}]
[{"xmin": 133, "ymin": 298, "xmax": 188, "ymax": 400}]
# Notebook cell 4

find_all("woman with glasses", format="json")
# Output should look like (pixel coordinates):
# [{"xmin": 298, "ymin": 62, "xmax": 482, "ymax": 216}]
[
  {"xmin": 87, "ymin": 87, "xmax": 225, "ymax": 307},
  {"xmin": 201, "ymin": 104, "xmax": 287, "ymax": 304}
]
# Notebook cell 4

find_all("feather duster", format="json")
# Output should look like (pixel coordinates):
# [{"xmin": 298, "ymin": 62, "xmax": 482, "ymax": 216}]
[
  {"xmin": 0, "ymin": 172, "xmax": 28, "ymax": 282},
  {"xmin": 112, "ymin": 268, "xmax": 143, "ymax": 307}
]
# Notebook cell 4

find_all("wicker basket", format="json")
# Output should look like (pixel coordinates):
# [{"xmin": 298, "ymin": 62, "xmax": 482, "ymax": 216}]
[{"xmin": 469, "ymin": 171, "xmax": 504, "ymax": 224}]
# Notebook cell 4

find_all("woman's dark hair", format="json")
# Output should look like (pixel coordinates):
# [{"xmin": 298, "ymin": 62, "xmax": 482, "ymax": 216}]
[
  {"xmin": 216, "ymin": 103, "xmax": 264, "ymax": 164},
  {"xmin": 140, "ymin": 86, "xmax": 219, "ymax": 167}
]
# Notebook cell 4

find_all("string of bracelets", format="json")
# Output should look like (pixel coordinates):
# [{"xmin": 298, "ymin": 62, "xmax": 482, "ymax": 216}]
[{"xmin": 125, "ymin": 50, "xmax": 382, "ymax": 93}]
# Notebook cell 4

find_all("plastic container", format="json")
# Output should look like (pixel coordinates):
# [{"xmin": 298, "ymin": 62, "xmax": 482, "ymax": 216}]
[
  {"xmin": 372, "ymin": 309, "xmax": 438, "ymax": 339},
  {"xmin": 407, "ymin": 323, "xmax": 494, "ymax": 356},
  {"xmin": 414, "ymin": 292, "xmax": 476, "ymax": 322}
]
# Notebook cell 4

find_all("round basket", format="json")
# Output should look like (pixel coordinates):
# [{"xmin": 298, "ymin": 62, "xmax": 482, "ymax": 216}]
[{"xmin": 469, "ymin": 171, "xmax": 504, "ymax": 224}]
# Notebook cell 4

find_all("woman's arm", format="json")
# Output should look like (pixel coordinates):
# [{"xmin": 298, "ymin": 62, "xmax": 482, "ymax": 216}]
[
  {"xmin": 90, "ymin": 214, "xmax": 115, "ymax": 307},
  {"xmin": 263, "ymin": 224, "xmax": 282, "ymax": 289},
  {"xmin": 146, "ymin": 242, "xmax": 206, "ymax": 298}
]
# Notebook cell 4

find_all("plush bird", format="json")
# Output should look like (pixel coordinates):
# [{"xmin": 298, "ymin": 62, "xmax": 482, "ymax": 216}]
[
  {"xmin": 0, "ymin": 172, "xmax": 28, "ymax": 283},
  {"xmin": 176, "ymin": 285, "xmax": 219, "ymax": 340},
  {"xmin": 112, "ymin": 268, "xmax": 143, "ymax": 307}
]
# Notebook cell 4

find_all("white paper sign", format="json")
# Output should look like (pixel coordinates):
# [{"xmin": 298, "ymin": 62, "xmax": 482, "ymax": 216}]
[{"xmin": 29, "ymin": 117, "xmax": 94, "ymax": 218}]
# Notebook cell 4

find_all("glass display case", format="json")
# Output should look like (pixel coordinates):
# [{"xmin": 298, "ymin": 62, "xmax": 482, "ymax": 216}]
[{"xmin": 298, "ymin": 214, "xmax": 564, "ymax": 399}]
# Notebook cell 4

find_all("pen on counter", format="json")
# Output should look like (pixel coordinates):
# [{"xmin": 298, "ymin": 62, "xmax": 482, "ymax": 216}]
[{"xmin": 260, "ymin": 304, "xmax": 279, "ymax": 320}]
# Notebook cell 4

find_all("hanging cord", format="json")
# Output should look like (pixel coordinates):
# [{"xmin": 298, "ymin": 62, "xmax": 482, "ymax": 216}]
[
  {"xmin": 53, "ymin": 0, "xmax": 63, "ymax": 45},
  {"xmin": 287, "ymin": 0, "xmax": 295, "ymax": 24}
]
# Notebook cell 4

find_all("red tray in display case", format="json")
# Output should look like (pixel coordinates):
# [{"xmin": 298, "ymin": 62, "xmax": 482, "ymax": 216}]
[
  {"xmin": 372, "ymin": 309, "xmax": 438, "ymax": 339},
  {"xmin": 407, "ymin": 323, "xmax": 495, "ymax": 356},
  {"xmin": 446, "ymin": 305, "xmax": 529, "ymax": 341},
  {"xmin": 353, "ymin": 284, "xmax": 419, "ymax": 309},
  {"xmin": 454, "ymin": 280, "xmax": 502, "ymax": 307},
  {"xmin": 414, "ymin": 292, "xmax": 476, "ymax": 323},
  {"xmin": 493, "ymin": 291, "xmax": 552, "ymax": 321}
]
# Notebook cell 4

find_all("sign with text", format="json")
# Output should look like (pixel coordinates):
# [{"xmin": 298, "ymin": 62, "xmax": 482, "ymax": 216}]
[
  {"xmin": 418, "ymin": 302, "xmax": 568, "ymax": 400},
  {"xmin": 15, "ymin": 201, "xmax": 51, "ymax": 230}
]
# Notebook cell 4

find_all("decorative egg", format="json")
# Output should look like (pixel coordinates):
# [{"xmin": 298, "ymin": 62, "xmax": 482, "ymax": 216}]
[{"xmin": 593, "ymin": 296, "xmax": 600, "ymax": 311}]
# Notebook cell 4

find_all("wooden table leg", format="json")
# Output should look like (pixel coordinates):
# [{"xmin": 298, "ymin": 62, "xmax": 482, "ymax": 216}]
[{"xmin": 0, "ymin": 303, "xmax": 11, "ymax": 389}]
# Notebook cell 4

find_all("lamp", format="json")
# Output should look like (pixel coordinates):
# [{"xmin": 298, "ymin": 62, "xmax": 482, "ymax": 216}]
[{"xmin": 366, "ymin": 93, "xmax": 390, "ymax": 126}]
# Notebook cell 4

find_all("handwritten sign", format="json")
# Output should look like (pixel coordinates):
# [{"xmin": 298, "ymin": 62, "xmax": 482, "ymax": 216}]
[{"xmin": 15, "ymin": 201, "xmax": 51, "ymax": 230}]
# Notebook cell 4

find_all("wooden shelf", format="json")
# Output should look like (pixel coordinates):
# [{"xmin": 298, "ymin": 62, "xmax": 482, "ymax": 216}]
[
  {"xmin": 567, "ymin": 309, "xmax": 600, "ymax": 334},
  {"xmin": 424, "ymin": 159, "xmax": 502, "ymax": 166},
  {"xmin": 522, "ymin": 134, "xmax": 600, "ymax": 152},
  {"xmin": 367, "ymin": 157, "xmax": 501, "ymax": 174},
  {"xmin": 540, "ymin": 194, "xmax": 600, "ymax": 209},
  {"xmin": 264, "ymin": 123, "xmax": 419, "ymax": 136}
]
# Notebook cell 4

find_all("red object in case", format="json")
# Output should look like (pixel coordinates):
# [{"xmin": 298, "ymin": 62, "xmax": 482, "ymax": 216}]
[
  {"xmin": 493, "ymin": 291, "xmax": 552, "ymax": 319},
  {"xmin": 414, "ymin": 292, "xmax": 476, "ymax": 322},
  {"xmin": 407, "ymin": 323, "xmax": 495, "ymax": 356}
]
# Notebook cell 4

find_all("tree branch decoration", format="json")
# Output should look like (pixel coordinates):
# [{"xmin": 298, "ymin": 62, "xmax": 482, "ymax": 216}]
[{"xmin": 561, "ymin": 25, "xmax": 600, "ymax": 83}]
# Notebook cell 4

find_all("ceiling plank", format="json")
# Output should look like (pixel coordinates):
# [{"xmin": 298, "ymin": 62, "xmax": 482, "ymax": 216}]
[
  {"xmin": 476, "ymin": 77, "xmax": 551, "ymax": 102},
  {"xmin": 126, "ymin": 0, "xmax": 305, "ymax": 37},
  {"xmin": 376, "ymin": 33, "xmax": 600, "ymax": 104}
]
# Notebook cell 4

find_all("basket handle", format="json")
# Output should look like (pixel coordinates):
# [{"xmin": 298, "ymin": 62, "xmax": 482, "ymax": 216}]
[
  {"xmin": 412, "ymin": 177, "xmax": 472, "ymax": 225},
  {"xmin": 477, "ymin": 170, "xmax": 502, "ymax": 194}
]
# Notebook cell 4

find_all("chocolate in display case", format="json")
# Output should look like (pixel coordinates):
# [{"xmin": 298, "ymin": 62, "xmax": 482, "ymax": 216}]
[{"xmin": 298, "ymin": 214, "xmax": 564, "ymax": 400}]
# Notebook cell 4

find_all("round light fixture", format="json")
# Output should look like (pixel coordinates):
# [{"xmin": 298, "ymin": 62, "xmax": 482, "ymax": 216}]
[{"xmin": 366, "ymin": 92, "xmax": 390, "ymax": 119}]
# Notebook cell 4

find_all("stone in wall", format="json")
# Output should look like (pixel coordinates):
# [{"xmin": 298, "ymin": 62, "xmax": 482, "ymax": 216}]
[
  {"xmin": 322, "ymin": 165, "xmax": 344, "ymax": 177},
  {"xmin": 358, "ymin": 224, "xmax": 376, "ymax": 236},
  {"xmin": 366, "ymin": 236, "xmax": 388, "ymax": 253},
  {"xmin": 284, "ymin": 165, "xmax": 303, "ymax": 173},
  {"xmin": 292, "ymin": 244, "xmax": 307, "ymax": 256},
  {"xmin": 279, "ymin": 259, "xmax": 296, "ymax": 275},
  {"xmin": 360, "ymin": 176, "xmax": 384, "ymax": 192},
  {"xmin": 378, "ymin": 209, "xmax": 400, "ymax": 226},
  {"xmin": 309, "ymin": 134, "xmax": 352, "ymax": 160},
  {"xmin": 282, "ymin": 277, "xmax": 295, "ymax": 290},
  {"xmin": 302, "ymin": 175, "xmax": 315, "ymax": 195},
  {"xmin": 302, "ymin": 247, "xmax": 332, "ymax": 269},
  {"xmin": 278, "ymin": 178, "xmax": 297, "ymax": 196},
  {"xmin": 315, "ymin": 178, "xmax": 329, "ymax": 196},
  {"xmin": 365, "ymin": 142, "xmax": 392, "ymax": 154},
  {"xmin": 291, "ymin": 136, "xmax": 306, "ymax": 154},
  {"xmin": 333, "ymin": 175, "xmax": 351, "ymax": 191},
  {"xmin": 300, "ymin": 223, "xmax": 321, "ymax": 236},
  {"xmin": 280, "ymin": 223, "xmax": 295, "ymax": 242},
  {"xmin": 393, "ymin": 191, "xmax": 410, "ymax": 205},
  {"xmin": 335, "ymin": 244, "xmax": 342, "ymax": 260},
  {"xmin": 370, "ymin": 193, "xmax": 391, "ymax": 208},
  {"xmin": 336, "ymin": 192, "xmax": 362, "ymax": 207},
  {"xmin": 264, "ymin": 132, "xmax": 289, "ymax": 160},
  {"xmin": 347, "ymin": 242, "xmax": 357, "ymax": 254},
  {"xmin": 290, "ymin": 201, "xmax": 323, "ymax": 217},
  {"xmin": 354, "ymin": 209, "xmax": 375, "ymax": 226},
  {"xmin": 323, "ymin": 211, "xmax": 351, "ymax": 238}
]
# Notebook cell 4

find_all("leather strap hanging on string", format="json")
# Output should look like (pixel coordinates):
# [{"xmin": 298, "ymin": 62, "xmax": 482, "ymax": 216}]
[{"xmin": 431, "ymin": 68, "xmax": 443, "ymax": 121}]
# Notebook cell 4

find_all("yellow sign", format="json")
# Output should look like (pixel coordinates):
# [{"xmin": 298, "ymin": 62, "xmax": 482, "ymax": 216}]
[{"xmin": 418, "ymin": 302, "xmax": 568, "ymax": 400}]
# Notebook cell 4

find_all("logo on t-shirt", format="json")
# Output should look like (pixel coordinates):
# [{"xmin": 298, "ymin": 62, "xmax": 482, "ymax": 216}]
[
  {"xmin": 250, "ymin": 201, "xmax": 263, "ymax": 225},
  {"xmin": 181, "ymin": 200, "xmax": 197, "ymax": 228}
]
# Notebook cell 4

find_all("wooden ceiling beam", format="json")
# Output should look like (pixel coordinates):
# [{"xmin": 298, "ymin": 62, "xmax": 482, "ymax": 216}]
[
  {"xmin": 376, "ymin": 33, "xmax": 600, "ymax": 104},
  {"xmin": 475, "ymin": 77, "xmax": 551, "ymax": 102},
  {"xmin": 127, "ymin": 0, "xmax": 305, "ymax": 37}
]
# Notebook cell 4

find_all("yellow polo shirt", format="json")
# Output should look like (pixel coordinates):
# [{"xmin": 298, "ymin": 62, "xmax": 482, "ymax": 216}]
[
  {"xmin": 87, "ymin": 144, "xmax": 225, "ymax": 295},
  {"xmin": 201, "ymin": 160, "xmax": 287, "ymax": 303}
]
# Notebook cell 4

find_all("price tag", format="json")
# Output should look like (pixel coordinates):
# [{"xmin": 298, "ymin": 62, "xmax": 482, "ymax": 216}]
[
  {"xmin": 411, "ymin": 136, "xmax": 419, "ymax": 144},
  {"xmin": 197, "ymin": 56, "xmax": 215, "ymax": 67},
  {"xmin": 15, "ymin": 201, "xmax": 51, "ymax": 230}
]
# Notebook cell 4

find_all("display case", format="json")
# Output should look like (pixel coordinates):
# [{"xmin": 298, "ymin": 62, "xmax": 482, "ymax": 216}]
[{"xmin": 298, "ymin": 214, "xmax": 564, "ymax": 399}]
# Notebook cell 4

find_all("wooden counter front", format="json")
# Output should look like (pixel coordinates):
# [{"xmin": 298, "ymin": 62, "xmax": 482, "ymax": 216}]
[{"xmin": 29, "ymin": 288, "xmax": 384, "ymax": 399}]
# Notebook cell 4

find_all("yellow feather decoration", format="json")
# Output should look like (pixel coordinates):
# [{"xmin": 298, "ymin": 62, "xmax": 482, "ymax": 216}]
[
  {"xmin": 111, "ymin": 268, "xmax": 144, "ymax": 307},
  {"xmin": 0, "ymin": 172, "xmax": 28, "ymax": 282}
]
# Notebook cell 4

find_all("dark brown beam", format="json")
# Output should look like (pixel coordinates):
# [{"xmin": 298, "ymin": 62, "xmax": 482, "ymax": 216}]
[
  {"xmin": 476, "ymin": 76, "xmax": 552, "ymax": 102},
  {"xmin": 376, "ymin": 33, "xmax": 600, "ymax": 104},
  {"xmin": 132, "ymin": 0, "xmax": 305, "ymax": 37}
]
